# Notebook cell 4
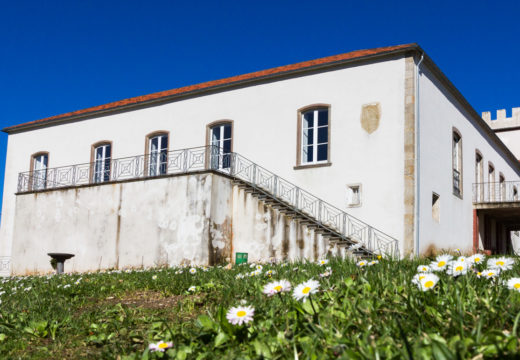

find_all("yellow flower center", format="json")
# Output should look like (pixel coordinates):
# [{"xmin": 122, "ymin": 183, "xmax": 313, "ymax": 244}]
[
  {"xmin": 487, "ymin": 272, "xmax": 494, "ymax": 277},
  {"xmin": 274, "ymin": 285, "xmax": 282, "ymax": 292},
  {"xmin": 515, "ymin": 283, "xmax": 520, "ymax": 289},
  {"xmin": 236, "ymin": 310, "xmax": 247, "ymax": 317},
  {"xmin": 377, "ymin": 255, "xmax": 382, "ymax": 260},
  {"xmin": 419, "ymin": 275, "xmax": 425, "ymax": 280},
  {"xmin": 461, "ymin": 259, "xmax": 465, "ymax": 261},
  {"xmin": 438, "ymin": 261, "xmax": 446, "ymax": 267},
  {"xmin": 456, "ymin": 266, "xmax": 463, "ymax": 271},
  {"xmin": 424, "ymin": 280, "xmax": 434, "ymax": 288},
  {"xmin": 302, "ymin": 287, "xmax": 311, "ymax": 294},
  {"xmin": 360, "ymin": 262, "xmax": 365, "ymax": 266},
  {"xmin": 158, "ymin": 343, "xmax": 169, "ymax": 349},
  {"xmin": 475, "ymin": 257, "xmax": 480, "ymax": 262},
  {"xmin": 497, "ymin": 261, "xmax": 504, "ymax": 266},
  {"xmin": 477, "ymin": 272, "xmax": 482, "ymax": 276}
]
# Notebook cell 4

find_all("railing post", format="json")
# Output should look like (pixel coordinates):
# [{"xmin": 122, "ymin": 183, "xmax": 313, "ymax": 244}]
[
  {"xmin": 17, "ymin": 173, "xmax": 23, "ymax": 192},
  {"xmin": 230, "ymin": 153, "xmax": 236, "ymax": 177},
  {"xmin": 183, "ymin": 149, "xmax": 189, "ymax": 173},
  {"xmin": 273, "ymin": 175, "xmax": 278, "ymax": 197},
  {"xmin": 317, "ymin": 200, "xmax": 322, "ymax": 223},
  {"xmin": 342, "ymin": 213, "xmax": 347, "ymax": 236},
  {"xmin": 252, "ymin": 164, "xmax": 257, "ymax": 188},
  {"xmin": 71, "ymin": 165, "xmax": 77, "ymax": 186},
  {"xmin": 294, "ymin": 187, "xmax": 300, "ymax": 208},
  {"xmin": 112, "ymin": 159, "xmax": 117, "ymax": 181}
]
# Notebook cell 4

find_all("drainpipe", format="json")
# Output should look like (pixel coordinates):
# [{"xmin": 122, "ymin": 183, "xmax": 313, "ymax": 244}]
[{"xmin": 414, "ymin": 52, "xmax": 424, "ymax": 257}]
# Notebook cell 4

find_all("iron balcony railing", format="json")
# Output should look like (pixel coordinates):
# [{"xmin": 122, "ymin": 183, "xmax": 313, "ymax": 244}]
[
  {"xmin": 472, "ymin": 180, "xmax": 520, "ymax": 203},
  {"xmin": 17, "ymin": 145, "xmax": 399, "ymax": 257}
]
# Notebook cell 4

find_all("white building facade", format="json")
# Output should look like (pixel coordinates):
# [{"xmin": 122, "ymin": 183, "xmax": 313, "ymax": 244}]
[{"xmin": 1, "ymin": 44, "xmax": 519, "ymax": 275}]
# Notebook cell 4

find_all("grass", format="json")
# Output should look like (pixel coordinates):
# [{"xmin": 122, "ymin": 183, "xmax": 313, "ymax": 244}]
[{"xmin": 1, "ymin": 255, "xmax": 520, "ymax": 359}]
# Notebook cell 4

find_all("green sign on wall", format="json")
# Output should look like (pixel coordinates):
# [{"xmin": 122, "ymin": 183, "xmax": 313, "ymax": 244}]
[{"xmin": 235, "ymin": 252, "xmax": 248, "ymax": 265}]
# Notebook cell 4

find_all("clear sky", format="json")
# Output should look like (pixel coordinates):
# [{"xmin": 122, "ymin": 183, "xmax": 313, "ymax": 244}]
[{"xmin": 0, "ymin": 0, "xmax": 519, "ymax": 213}]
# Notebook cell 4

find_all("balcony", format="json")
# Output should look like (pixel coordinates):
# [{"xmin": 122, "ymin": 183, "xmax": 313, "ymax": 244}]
[{"xmin": 472, "ymin": 181, "xmax": 520, "ymax": 204}]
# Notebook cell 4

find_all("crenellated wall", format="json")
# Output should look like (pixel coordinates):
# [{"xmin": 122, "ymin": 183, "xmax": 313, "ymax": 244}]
[{"xmin": 482, "ymin": 107, "xmax": 520, "ymax": 160}]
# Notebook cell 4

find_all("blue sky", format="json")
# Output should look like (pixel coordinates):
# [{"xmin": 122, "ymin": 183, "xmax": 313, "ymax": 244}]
[{"xmin": 0, "ymin": 0, "xmax": 519, "ymax": 213}]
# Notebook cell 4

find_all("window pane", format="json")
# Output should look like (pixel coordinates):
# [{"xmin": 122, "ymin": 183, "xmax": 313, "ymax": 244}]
[
  {"xmin": 304, "ymin": 128, "xmax": 314, "ymax": 145},
  {"xmin": 317, "ymin": 144, "xmax": 328, "ymax": 161},
  {"xmin": 223, "ymin": 124, "xmax": 231, "ymax": 139},
  {"xmin": 96, "ymin": 146, "xmax": 103, "ymax": 160},
  {"xmin": 160, "ymin": 135, "xmax": 168, "ymax": 150},
  {"xmin": 151, "ymin": 137, "xmax": 158, "ymax": 152},
  {"xmin": 317, "ymin": 126, "xmax": 328, "ymax": 143},
  {"xmin": 304, "ymin": 146, "xmax": 313, "ymax": 163},
  {"xmin": 303, "ymin": 111, "xmax": 314, "ymax": 129},
  {"xmin": 223, "ymin": 139, "xmax": 231, "ymax": 153},
  {"xmin": 105, "ymin": 145, "xmax": 111, "ymax": 158},
  {"xmin": 318, "ymin": 109, "xmax": 328, "ymax": 126},
  {"xmin": 212, "ymin": 127, "xmax": 220, "ymax": 142}
]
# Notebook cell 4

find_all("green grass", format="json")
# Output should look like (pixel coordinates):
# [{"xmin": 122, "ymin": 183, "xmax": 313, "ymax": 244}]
[{"xmin": 1, "ymin": 256, "xmax": 520, "ymax": 359}]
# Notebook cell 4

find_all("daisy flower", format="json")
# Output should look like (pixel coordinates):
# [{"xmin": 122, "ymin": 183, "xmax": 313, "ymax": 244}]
[
  {"xmin": 263, "ymin": 280, "xmax": 291, "ymax": 296},
  {"xmin": 292, "ymin": 279, "xmax": 319, "ymax": 302},
  {"xmin": 447, "ymin": 261, "xmax": 468, "ymax": 277},
  {"xmin": 189, "ymin": 268, "xmax": 197, "ymax": 274},
  {"xmin": 188, "ymin": 286, "xmax": 196, "ymax": 292},
  {"xmin": 226, "ymin": 305, "xmax": 255, "ymax": 325},
  {"xmin": 356, "ymin": 260, "xmax": 367, "ymax": 267},
  {"xmin": 468, "ymin": 254, "xmax": 485, "ymax": 265},
  {"xmin": 481, "ymin": 269, "xmax": 500, "ymax": 279},
  {"xmin": 506, "ymin": 278, "xmax": 520, "ymax": 292},
  {"xmin": 430, "ymin": 254, "xmax": 452, "ymax": 272},
  {"xmin": 149, "ymin": 341, "xmax": 173, "ymax": 352},
  {"xmin": 417, "ymin": 265, "xmax": 431, "ymax": 273},
  {"xmin": 457, "ymin": 256, "xmax": 467, "ymax": 263},
  {"xmin": 250, "ymin": 270, "xmax": 261, "ymax": 277},
  {"xmin": 368, "ymin": 260, "xmax": 379, "ymax": 266},
  {"xmin": 412, "ymin": 273, "xmax": 429, "ymax": 285},
  {"xmin": 265, "ymin": 269, "xmax": 276, "ymax": 277},
  {"xmin": 417, "ymin": 273, "xmax": 439, "ymax": 291},
  {"xmin": 235, "ymin": 273, "xmax": 245, "ymax": 279},
  {"xmin": 317, "ymin": 259, "xmax": 329, "ymax": 265},
  {"xmin": 487, "ymin": 257, "xmax": 514, "ymax": 271},
  {"xmin": 152, "ymin": 275, "xmax": 158, "ymax": 280}
]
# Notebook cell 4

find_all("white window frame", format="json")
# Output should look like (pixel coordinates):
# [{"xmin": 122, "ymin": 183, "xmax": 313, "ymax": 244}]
[
  {"xmin": 93, "ymin": 143, "xmax": 111, "ymax": 183},
  {"xmin": 210, "ymin": 123, "xmax": 232, "ymax": 169},
  {"xmin": 346, "ymin": 183, "xmax": 362, "ymax": 207},
  {"xmin": 301, "ymin": 108, "xmax": 329, "ymax": 165},
  {"xmin": 32, "ymin": 153, "xmax": 48, "ymax": 190},
  {"xmin": 148, "ymin": 134, "xmax": 168, "ymax": 176},
  {"xmin": 452, "ymin": 130, "xmax": 462, "ymax": 197}
]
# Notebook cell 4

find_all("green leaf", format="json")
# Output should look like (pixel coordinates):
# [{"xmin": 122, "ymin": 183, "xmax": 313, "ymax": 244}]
[{"xmin": 214, "ymin": 332, "xmax": 229, "ymax": 347}]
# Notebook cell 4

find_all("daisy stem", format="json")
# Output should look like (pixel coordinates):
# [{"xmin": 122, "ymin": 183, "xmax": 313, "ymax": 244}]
[{"xmin": 309, "ymin": 294, "xmax": 317, "ymax": 315}]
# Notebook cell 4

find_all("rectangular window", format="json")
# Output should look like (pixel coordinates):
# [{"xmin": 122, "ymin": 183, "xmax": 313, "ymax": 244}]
[
  {"xmin": 32, "ymin": 154, "xmax": 48, "ymax": 190},
  {"xmin": 452, "ymin": 131, "xmax": 462, "ymax": 197},
  {"xmin": 149, "ymin": 134, "xmax": 168, "ymax": 176},
  {"xmin": 475, "ymin": 153, "xmax": 483, "ymax": 202},
  {"xmin": 347, "ymin": 184, "xmax": 361, "ymax": 207},
  {"xmin": 488, "ymin": 164, "xmax": 495, "ymax": 201},
  {"xmin": 301, "ymin": 108, "xmax": 328, "ymax": 165},
  {"xmin": 93, "ymin": 144, "xmax": 111, "ymax": 183},
  {"xmin": 210, "ymin": 123, "xmax": 232, "ymax": 169}
]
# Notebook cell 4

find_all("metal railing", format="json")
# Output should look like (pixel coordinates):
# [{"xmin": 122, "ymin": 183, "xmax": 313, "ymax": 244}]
[
  {"xmin": 472, "ymin": 180, "xmax": 520, "ymax": 203},
  {"xmin": 17, "ymin": 145, "xmax": 399, "ymax": 257}
]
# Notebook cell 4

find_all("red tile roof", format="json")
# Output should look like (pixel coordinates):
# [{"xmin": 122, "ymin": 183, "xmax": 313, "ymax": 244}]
[{"xmin": 4, "ymin": 43, "xmax": 417, "ymax": 133}]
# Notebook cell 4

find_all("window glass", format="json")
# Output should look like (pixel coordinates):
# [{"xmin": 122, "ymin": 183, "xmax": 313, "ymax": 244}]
[
  {"xmin": 94, "ymin": 144, "xmax": 111, "ymax": 183},
  {"xmin": 32, "ymin": 154, "xmax": 48, "ymax": 190},
  {"xmin": 210, "ymin": 123, "xmax": 232, "ymax": 169},
  {"xmin": 149, "ymin": 134, "xmax": 168, "ymax": 176},
  {"xmin": 301, "ymin": 108, "xmax": 328, "ymax": 164}
]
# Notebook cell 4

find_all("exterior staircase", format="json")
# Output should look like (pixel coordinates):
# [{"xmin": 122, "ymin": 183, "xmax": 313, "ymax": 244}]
[{"xmin": 17, "ymin": 145, "xmax": 400, "ymax": 258}]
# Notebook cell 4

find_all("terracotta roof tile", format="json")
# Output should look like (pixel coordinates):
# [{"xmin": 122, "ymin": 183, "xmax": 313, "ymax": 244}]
[{"xmin": 5, "ymin": 43, "xmax": 417, "ymax": 132}]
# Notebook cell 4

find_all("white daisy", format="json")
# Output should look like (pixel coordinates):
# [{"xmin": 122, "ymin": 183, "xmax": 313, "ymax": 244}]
[
  {"xmin": 263, "ymin": 280, "xmax": 292, "ymax": 296},
  {"xmin": 188, "ymin": 286, "xmax": 196, "ymax": 292},
  {"xmin": 226, "ymin": 305, "xmax": 255, "ymax": 325},
  {"xmin": 506, "ymin": 277, "xmax": 520, "ymax": 292},
  {"xmin": 457, "ymin": 256, "xmax": 467, "ymax": 263},
  {"xmin": 255, "ymin": 264, "xmax": 263, "ymax": 271},
  {"xmin": 317, "ymin": 259, "xmax": 329, "ymax": 265},
  {"xmin": 417, "ymin": 265, "xmax": 431, "ymax": 273},
  {"xmin": 356, "ymin": 260, "xmax": 367, "ymax": 268},
  {"xmin": 411, "ymin": 273, "xmax": 429, "ymax": 285},
  {"xmin": 468, "ymin": 254, "xmax": 485, "ymax": 265},
  {"xmin": 264, "ymin": 269, "xmax": 276, "ymax": 277},
  {"xmin": 447, "ymin": 261, "xmax": 468, "ymax": 277},
  {"xmin": 368, "ymin": 260, "xmax": 379, "ymax": 266},
  {"xmin": 481, "ymin": 268, "xmax": 500, "ymax": 279},
  {"xmin": 292, "ymin": 279, "xmax": 319, "ymax": 302},
  {"xmin": 149, "ymin": 341, "xmax": 173, "ymax": 352},
  {"xmin": 235, "ymin": 273, "xmax": 245, "ymax": 279},
  {"xmin": 417, "ymin": 273, "xmax": 439, "ymax": 291},
  {"xmin": 487, "ymin": 257, "xmax": 514, "ymax": 271},
  {"xmin": 152, "ymin": 275, "xmax": 158, "ymax": 280},
  {"xmin": 250, "ymin": 270, "xmax": 261, "ymax": 277},
  {"xmin": 430, "ymin": 254, "xmax": 452, "ymax": 272},
  {"xmin": 319, "ymin": 270, "xmax": 332, "ymax": 277},
  {"xmin": 189, "ymin": 268, "xmax": 197, "ymax": 274}
]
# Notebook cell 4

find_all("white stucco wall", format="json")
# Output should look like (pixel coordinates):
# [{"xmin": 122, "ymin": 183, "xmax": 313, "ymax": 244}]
[
  {"xmin": 1, "ymin": 56, "xmax": 407, "ymax": 263},
  {"xmin": 9, "ymin": 172, "xmax": 332, "ymax": 275},
  {"xmin": 418, "ymin": 67, "xmax": 520, "ymax": 254}
]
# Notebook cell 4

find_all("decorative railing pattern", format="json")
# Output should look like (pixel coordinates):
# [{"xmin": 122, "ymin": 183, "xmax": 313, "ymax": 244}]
[
  {"xmin": 17, "ymin": 146, "xmax": 399, "ymax": 257},
  {"xmin": 472, "ymin": 181, "xmax": 520, "ymax": 203}
]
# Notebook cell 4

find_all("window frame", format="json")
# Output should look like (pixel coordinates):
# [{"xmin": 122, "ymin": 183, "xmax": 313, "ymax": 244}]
[
  {"xmin": 295, "ymin": 104, "xmax": 331, "ymax": 169},
  {"xmin": 145, "ymin": 131, "xmax": 169, "ymax": 176},
  {"xmin": 452, "ymin": 128, "xmax": 463, "ymax": 198},
  {"xmin": 475, "ymin": 150, "xmax": 484, "ymax": 202},
  {"xmin": 29, "ymin": 151, "xmax": 49, "ymax": 191},
  {"xmin": 206, "ymin": 120, "xmax": 234, "ymax": 170},
  {"xmin": 488, "ymin": 162, "xmax": 495, "ymax": 201},
  {"xmin": 90, "ymin": 141, "xmax": 113, "ymax": 183}
]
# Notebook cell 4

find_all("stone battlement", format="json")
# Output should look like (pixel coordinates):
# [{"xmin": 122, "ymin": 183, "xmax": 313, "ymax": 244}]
[{"xmin": 482, "ymin": 108, "xmax": 520, "ymax": 130}]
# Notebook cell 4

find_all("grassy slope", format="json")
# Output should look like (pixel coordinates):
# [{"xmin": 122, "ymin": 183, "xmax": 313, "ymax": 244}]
[{"xmin": 1, "ymin": 257, "xmax": 520, "ymax": 359}]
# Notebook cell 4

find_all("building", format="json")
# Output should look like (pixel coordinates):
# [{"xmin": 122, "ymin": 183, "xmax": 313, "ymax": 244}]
[{"xmin": 1, "ymin": 43, "xmax": 519, "ymax": 275}]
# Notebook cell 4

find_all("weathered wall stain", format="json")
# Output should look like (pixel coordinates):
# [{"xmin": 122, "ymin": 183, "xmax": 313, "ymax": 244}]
[{"xmin": 361, "ymin": 102, "xmax": 381, "ymax": 134}]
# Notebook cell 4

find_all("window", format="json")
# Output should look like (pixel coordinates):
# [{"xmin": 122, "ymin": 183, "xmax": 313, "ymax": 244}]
[
  {"xmin": 347, "ymin": 184, "xmax": 361, "ymax": 207},
  {"xmin": 499, "ymin": 174, "xmax": 505, "ymax": 201},
  {"xmin": 209, "ymin": 122, "xmax": 232, "ymax": 169},
  {"xmin": 514, "ymin": 186, "xmax": 519, "ymax": 201},
  {"xmin": 475, "ymin": 152, "xmax": 483, "ymax": 202},
  {"xmin": 92, "ymin": 143, "xmax": 111, "ymax": 183},
  {"xmin": 297, "ymin": 106, "xmax": 330, "ymax": 166},
  {"xmin": 452, "ymin": 130, "xmax": 462, "ymax": 197},
  {"xmin": 488, "ymin": 163, "xmax": 495, "ymax": 201},
  {"xmin": 432, "ymin": 193, "xmax": 440, "ymax": 223},
  {"xmin": 31, "ymin": 153, "xmax": 48, "ymax": 190},
  {"xmin": 146, "ymin": 132, "xmax": 168, "ymax": 176}
]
